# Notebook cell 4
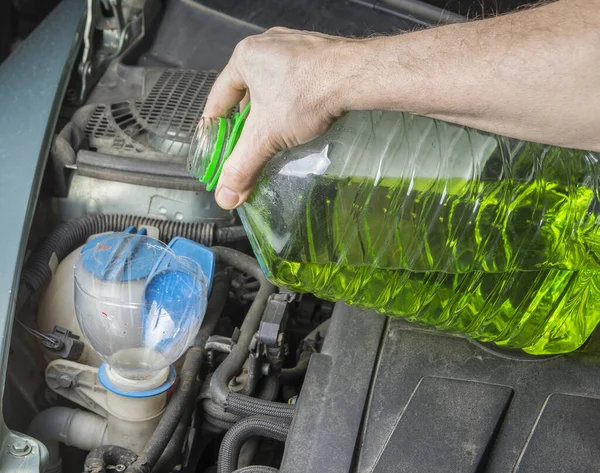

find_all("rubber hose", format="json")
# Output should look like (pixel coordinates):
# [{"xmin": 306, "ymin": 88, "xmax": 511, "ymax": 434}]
[
  {"xmin": 152, "ymin": 406, "xmax": 191, "ymax": 473},
  {"xmin": 236, "ymin": 376, "xmax": 281, "ymax": 469},
  {"xmin": 279, "ymin": 352, "xmax": 311, "ymax": 384},
  {"xmin": 217, "ymin": 416, "xmax": 290, "ymax": 473},
  {"xmin": 204, "ymin": 412, "xmax": 240, "ymax": 434},
  {"xmin": 84, "ymin": 446, "xmax": 138, "ymax": 473},
  {"xmin": 280, "ymin": 318, "xmax": 330, "ymax": 384},
  {"xmin": 124, "ymin": 276, "xmax": 230, "ymax": 473},
  {"xmin": 209, "ymin": 247, "xmax": 276, "ymax": 406},
  {"xmin": 203, "ymin": 375, "xmax": 279, "ymax": 434},
  {"xmin": 21, "ymin": 214, "xmax": 245, "ymax": 295},
  {"xmin": 204, "ymin": 399, "xmax": 241, "ymax": 425},
  {"xmin": 257, "ymin": 375, "xmax": 280, "ymax": 402},
  {"xmin": 225, "ymin": 394, "xmax": 295, "ymax": 420},
  {"xmin": 233, "ymin": 467, "xmax": 279, "ymax": 473}
]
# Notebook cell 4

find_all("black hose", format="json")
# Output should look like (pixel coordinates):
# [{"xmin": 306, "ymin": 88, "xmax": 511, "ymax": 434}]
[
  {"xmin": 217, "ymin": 416, "xmax": 290, "ymax": 473},
  {"xmin": 126, "ymin": 338, "xmax": 206, "ymax": 473},
  {"xmin": 209, "ymin": 247, "xmax": 276, "ymax": 406},
  {"xmin": 225, "ymin": 394, "xmax": 295, "ymax": 421},
  {"xmin": 235, "ymin": 375, "xmax": 283, "ymax": 468},
  {"xmin": 257, "ymin": 375, "xmax": 280, "ymax": 402},
  {"xmin": 123, "ymin": 275, "xmax": 230, "ymax": 473},
  {"xmin": 21, "ymin": 214, "xmax": 246, "ymax": 295},
  {"xmin": 207, "ymin": 248, "xmax": 297, "ymax": 422},
  {"xmin": 279, "ymin": 351, "xmax": 312, "ymax": 384},
  {"xmin": 280, "ymin": 318, "xmax": 330, "ymax": 384},
  {"xmin": 84, "ymin": 446, "xmax": 138, "ymax": 473},
  {"xmin": 233, "ymin": 467, "xmax": 279, "ymax": 473},
  {"xmin": 203, "ymin": 398, "xmax": 242, "ymax": 428},
  {"xmin": 152, "ymin": 406, "xmax": 191, "ymax": 473},
  {"xmin": 203, "ymin": 373, "xmax": 281, "ymax": 434}
]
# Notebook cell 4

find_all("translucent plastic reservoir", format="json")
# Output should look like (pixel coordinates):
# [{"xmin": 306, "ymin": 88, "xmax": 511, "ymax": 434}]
[{"xmin": 74, "ymin": 233, "xmax": 209, "ymax": 379}]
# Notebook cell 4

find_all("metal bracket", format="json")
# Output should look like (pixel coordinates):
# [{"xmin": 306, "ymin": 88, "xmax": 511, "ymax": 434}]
[
  {"xmin": 0, "ymin": 432, "xmax": 49, "ymax": 473},
  {"xmin": 45, "ymin": 360, "xmax": 109, "ymax": 418},
  {"xmin": 78, "ymin": 0, "xmax": 142, "ymax": 103}
]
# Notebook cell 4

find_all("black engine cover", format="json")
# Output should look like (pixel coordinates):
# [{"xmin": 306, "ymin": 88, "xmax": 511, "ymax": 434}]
[{"xmin": 282, "ymin": 304, "xmax": 600, "ymax": 473}]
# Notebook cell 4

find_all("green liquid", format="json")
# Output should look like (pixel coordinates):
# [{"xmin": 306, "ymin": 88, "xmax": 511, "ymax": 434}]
[{"xmin": 242, "ymin": 152, "xmax": 600, "ymax": 354}]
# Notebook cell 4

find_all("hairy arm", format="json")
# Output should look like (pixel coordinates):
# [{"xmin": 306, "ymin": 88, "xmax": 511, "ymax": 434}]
[
  {"xmin": 349, "ymin": 0, "xmax": 600, "ymax": 150},
  {"xmin": 204, "ymin": 0, "xmax": 600, "ymax": 209}
]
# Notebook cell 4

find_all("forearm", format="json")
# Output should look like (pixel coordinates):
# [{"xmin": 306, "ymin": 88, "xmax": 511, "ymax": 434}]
[{"xmin": 341, "ymin": 0, "xmax": 600, "ymax": 150}]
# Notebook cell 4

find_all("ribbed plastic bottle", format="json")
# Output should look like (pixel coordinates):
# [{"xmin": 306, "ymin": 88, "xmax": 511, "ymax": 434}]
[{"xmin": 188, "ymin": 104, "xmax": 600, "ymax": 354}]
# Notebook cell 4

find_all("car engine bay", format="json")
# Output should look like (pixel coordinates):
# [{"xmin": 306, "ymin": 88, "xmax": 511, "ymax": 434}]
[{"xmin": 3, "ymin": 1, "xmax": 600, "ymax": 472}]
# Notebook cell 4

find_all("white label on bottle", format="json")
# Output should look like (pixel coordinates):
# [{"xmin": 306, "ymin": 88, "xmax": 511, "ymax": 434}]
[{"xmin": 278, "ymin": 145, "xmax": 331, "ymax": 178}]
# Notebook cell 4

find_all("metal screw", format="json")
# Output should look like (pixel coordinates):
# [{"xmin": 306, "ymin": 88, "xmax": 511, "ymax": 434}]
[
  {"xmin": 9, "ymin": 440, "xmax": 32, "ymax": 456},
  {"xmin": 58, "ymin": 374, "xmax": 73, "ymax": 389},
  {"xmin": 174, "ymin": 212, "xmax": 183, "ymax": 221},
  {"xmin": 114, "ymin": 464, "xmax": 126, "ymax": 472}
]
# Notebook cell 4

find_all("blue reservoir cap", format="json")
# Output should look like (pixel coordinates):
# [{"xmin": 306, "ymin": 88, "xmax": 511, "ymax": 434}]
[{"xmin": 81, "ymin": 227, "xmax": 156, "ymax": 282}]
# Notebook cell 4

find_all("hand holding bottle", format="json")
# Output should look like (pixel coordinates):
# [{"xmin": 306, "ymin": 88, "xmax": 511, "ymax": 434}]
[
  {"xmin": 203, "ymin": 28, "xmax": 353, "ymax": 209},
  {"xmin": 204, "ymin": 1, "xmax": 600, "ymax": 210}
]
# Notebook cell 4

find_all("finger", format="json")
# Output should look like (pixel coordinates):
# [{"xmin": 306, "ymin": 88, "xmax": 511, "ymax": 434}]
[
  {"xmin": 240, "ymin": 91, "xmax": 251, "ymax": 111},
  {"xmin": 204, "ymin": 63, "xmax": 247, "ymax": 118},
  {"xmin": 215, "ymin": 116, "xmax": 276, "ymax": 209}
]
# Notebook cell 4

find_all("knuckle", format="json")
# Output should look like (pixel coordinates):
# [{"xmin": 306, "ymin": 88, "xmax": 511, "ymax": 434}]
[
  {"xmin": 234, "ymin": 36, "xmax": 255, "ymax": 57},
  {"xmin": 266, "ymin": 26, "xmax": 289, "ymax": 34},
  {"xmin": 223, "ymin": 160, "xmax": 251, "ymax": 186}
]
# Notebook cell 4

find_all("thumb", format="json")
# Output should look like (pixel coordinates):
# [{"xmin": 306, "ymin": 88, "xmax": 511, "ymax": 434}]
[{"xmin": 215, "ymin": 117, "xmax": 276, "ymax": 210}]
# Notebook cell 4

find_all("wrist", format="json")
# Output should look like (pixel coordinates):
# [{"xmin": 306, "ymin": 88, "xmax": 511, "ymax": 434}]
[
  {"xmin": 327, "ymin": 36, "xmax": 407, "ymax": 113},
  {"xmin": 320, "ymin": 38, "xmax": 376, "ymax": 115}
]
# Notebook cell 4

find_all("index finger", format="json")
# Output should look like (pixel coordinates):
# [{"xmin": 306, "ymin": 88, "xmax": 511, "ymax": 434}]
[{"xmin": 203, "ymin": 62, "xmax": 247, "ymax": 118}]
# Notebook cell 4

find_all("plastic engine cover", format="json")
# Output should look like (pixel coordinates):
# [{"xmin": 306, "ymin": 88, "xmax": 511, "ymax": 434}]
[{"xmin": 282, "ymin": 304, "xmax": 600, "ymax": 473}]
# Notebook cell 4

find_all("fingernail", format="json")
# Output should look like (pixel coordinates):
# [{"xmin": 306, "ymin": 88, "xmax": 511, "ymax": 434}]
[{"xmin": 216, "ymin": 186, "xmax": 240, "ymax": 209}]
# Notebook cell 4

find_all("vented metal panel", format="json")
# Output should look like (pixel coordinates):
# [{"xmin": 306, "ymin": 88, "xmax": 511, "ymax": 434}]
[{"xmin": 82, "ymin": 69, "xmax": 217, "ymax": 159}]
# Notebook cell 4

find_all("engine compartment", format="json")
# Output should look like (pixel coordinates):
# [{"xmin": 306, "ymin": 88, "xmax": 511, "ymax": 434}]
[{"xmin": 5, "ymin": 1, "xmax": 600, "ymax": 472}]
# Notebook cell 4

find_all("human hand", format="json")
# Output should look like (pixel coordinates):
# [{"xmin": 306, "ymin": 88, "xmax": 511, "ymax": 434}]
[{"xmin": 203, "ymin": 27, "xmax": 356, "ymax": 209}]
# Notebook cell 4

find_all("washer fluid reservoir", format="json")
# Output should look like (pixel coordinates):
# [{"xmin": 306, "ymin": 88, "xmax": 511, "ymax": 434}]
[{"xmin": 74, "ymin": 227, "xmax": 215, "ymax": 380}]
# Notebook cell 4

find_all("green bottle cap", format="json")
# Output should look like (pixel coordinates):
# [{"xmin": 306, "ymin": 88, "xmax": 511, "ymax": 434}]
[{"xmin": 200, "ymin": 102, "xmax": 251, "ymax": 192}]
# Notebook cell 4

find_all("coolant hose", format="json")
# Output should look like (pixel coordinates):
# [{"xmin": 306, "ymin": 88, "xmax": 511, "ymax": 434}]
[
  {"xmin": 209, "ymin": 247, "xmax": 276, "ymax": 406},
  {"xmin": 28, "ymin": 407, "xmax": 108, "ymax": 473},
  {"xmin": 121, "ymin": 274, "xmax": 230, "ymax": 473},
  {"xmin": 20, "ymin": 214, "xmax": 246, "ymax": 296},
  {"xmin": 203, "ymin": 374, "xmax": 282, "ymax": 434},
  {"xmin": 233, "ymin": 467, "xmax": 279, "ymax": 473},
  {"xmin": 208, "ymin": 247, "xmax": 296, "ymax": 421},
  {"xmin": 279, "ymin": 351, "xmax": 312, "ymax": 384},
  {"xmin": 217, "ymin": 416, "xmax": 290, "ymax": 473},
  {"xmin": 225, "ymin": 393, "xmax": 295, "ymax": 421},
  {"xmin": 152, "ymin": 405, "xmax": 192, "ymax": 473}
]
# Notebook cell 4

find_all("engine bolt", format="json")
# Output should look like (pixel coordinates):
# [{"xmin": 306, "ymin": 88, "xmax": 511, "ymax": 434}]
[
  {"xmin": 58, "ymin": 374, "xmax": 74, "ymax": 388},
  {"xmin": 9, "ymin": 440, "xmax": 32, "ymax": 456}
]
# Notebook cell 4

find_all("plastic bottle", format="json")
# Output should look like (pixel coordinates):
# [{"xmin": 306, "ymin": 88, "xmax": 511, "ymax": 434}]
[{"xmin": 187, "ymin": 105, "xmax": 600, "ymax": 354}]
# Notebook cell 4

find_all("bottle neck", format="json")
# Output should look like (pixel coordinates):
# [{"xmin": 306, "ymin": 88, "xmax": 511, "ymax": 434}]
[
  {"xmin": 187, "ymin": 103, "xmax": 251, "ymax": 191},
  {"xmin": 187, "ymin": 117, "xmax": 231, "ymax": 191}
]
